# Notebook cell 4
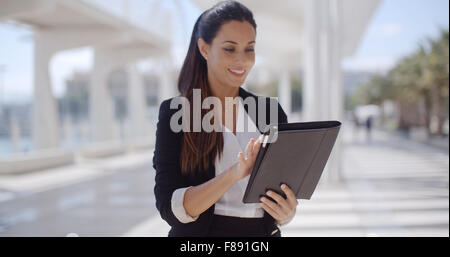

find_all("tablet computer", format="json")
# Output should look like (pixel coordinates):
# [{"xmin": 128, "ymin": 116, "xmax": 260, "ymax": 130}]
[{"xmin": 242, "ymin": 121, "xmax": 341, "ymax": 203}]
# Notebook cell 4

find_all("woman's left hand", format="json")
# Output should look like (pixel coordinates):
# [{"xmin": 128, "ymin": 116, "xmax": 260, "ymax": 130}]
[{"xmin": 260, "ymin": 184, "xmax": 298, "ymax": 225}]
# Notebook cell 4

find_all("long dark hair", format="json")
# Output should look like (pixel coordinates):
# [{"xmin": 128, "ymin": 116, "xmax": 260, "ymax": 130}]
[{"xmin": 178, "ymin": 0, "xmax": 257, "ymax": 175}]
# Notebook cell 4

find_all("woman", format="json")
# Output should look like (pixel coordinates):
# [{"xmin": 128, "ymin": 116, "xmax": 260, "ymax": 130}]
[{"xmin": 153, "ymin": 0, "xmax": 298, "ymax": 237}]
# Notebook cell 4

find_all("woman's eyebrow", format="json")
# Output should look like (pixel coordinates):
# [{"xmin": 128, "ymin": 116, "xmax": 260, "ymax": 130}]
[{"xmin": 222, "ymin": 40, "xmax": 256, "ymax": 45}]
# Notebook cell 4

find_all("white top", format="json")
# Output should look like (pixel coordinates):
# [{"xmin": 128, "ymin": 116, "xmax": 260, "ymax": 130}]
[{"xmin": 171, "ymin": 98, "xmax": 264, "ymax": 223}]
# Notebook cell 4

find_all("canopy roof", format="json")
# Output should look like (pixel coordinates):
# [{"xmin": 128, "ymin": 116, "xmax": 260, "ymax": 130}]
[
  {"xmin": 192, "ymin": 0, "xmax": 379, "ymax": 69},
  {"xmin": 0, "ymin": 0, "xmax": 169, "ymax": 53}
]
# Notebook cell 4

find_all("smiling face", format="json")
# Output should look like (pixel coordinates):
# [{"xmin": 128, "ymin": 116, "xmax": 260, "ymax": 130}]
[{"xmin": 198, "ymin": 20, "xmax": 256, "ymax": 90}]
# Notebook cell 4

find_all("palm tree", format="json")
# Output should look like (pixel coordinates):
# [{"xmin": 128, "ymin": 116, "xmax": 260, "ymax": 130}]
[
  {"xmin": 427, "ymin": 28, "xmax": 449, "ymax": 136},
  {"xmin": 350, "ymin": 29, "xmax": 449, "ymax": 135}
]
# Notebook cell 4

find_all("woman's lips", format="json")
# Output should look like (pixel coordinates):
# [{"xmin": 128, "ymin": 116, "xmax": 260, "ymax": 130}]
[{"xmin": 228, "ymin": 68, "xmax": 245, "ymax": 78}]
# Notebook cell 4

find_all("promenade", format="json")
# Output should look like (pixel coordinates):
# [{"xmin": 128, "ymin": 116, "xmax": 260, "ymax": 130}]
[{"xmin": 0, "ymin": 123, "xmax": 448, "ymax": 237}]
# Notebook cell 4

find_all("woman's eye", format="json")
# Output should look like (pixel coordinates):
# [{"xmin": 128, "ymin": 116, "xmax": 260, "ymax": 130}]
[{"xmin": 223, "ymin": 48, "xmax": 254, "ymax": 53}]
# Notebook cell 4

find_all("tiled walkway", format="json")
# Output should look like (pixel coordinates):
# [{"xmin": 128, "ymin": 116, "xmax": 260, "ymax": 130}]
[{"xmin": 124, "ymin": 125, "xmax": 449, "ymax": 237}]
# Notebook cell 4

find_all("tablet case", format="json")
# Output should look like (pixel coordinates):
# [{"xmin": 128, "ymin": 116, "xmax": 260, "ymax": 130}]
[{"xmin": 242, "ymin": 121, "xmax": 341, "ymax": 203}]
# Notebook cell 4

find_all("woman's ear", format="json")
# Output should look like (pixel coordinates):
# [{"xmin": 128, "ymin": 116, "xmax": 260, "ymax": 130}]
[{"xmin": 197, "ymin": 38, "xmax": 209, "ymax": 61}]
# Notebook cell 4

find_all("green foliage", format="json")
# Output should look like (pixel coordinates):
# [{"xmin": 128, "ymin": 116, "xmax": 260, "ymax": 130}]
[
  {"xmin": 349, "ymin": 28, "xmax": 449, "ymax": 135},
  {"xmin": 352, "ymin": 28, "xmax": 448, "ymax": 105}
]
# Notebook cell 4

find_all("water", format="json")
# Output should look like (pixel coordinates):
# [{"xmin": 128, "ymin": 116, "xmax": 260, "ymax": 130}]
[
  {"xmin": 0, "ymin": 136, "xmax": 33, "ymax": 157},
  {"xmin": 0, "ymin": 112, "xmax": 159, "ymax": 157},
  {"xmin": 0, "ymin": 134, "xmax": 86, "ymax": 157}
]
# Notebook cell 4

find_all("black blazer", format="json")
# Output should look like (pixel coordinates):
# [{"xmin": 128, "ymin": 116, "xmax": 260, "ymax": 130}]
[{"xmin": 153, "ymin": 87, "xmax": 288, "ymax": 237}]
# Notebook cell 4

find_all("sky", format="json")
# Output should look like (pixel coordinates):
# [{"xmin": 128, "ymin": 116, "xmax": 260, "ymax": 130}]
[
  {"xmin": 0, "ymin": 0, "xmax": 448, "ymax": 104},
  {"xmin": 342, "ymin": 0, "xmax": 449, "ymax": 71}
]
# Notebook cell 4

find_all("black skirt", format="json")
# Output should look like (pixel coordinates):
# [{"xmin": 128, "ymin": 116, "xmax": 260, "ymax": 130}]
[{"xmin": 207, "ymin": 214, "xmax": 280, "ymax": 237}]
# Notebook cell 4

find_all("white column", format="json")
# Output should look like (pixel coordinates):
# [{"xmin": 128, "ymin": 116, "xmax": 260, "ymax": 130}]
[
  {"xmin": 10, "ymin": 116, "xmax": 21, "ymax": 153},
  {"xmin": 320, "ymin": 0, "xmax": 331, "ymax": 120},
  {"xmin": 278, "ymin": 70, "xmax": 292, "ymax": 118},
  {"xmin": 303, "ymin": 0, "xmax": 321, "ymax": 121},
  {"xmin": 329, "ymin": 0, "xmax": 344, "ymax": 122},
  {"xmin": 32, "ymin": 31, "xmax": 60, "ymax": 150},
  {"xmin": 90, "ymin": 48, "xmax": 116, "ymax": 142},
  {"xmin": 79, "ymin": 119, "xmax": 90, "ymax": 147},
  {"xmin": 63, "ymin": 116, "xmax": 73, "ymax": 148},
  {"xmin": 127, "ymin": 63, "xmax": 148, "ymax": 139},
  {"xmin": 327, "ymin": 0, "xmax": 344, "ymax": 182},
  {"xmin": 30, "ymin": 27, "xmax": 124, "ymax": 149},
  {"xmin": 91, "ymin": 46, "xmax": 165, "ymax": 142},
  {"xmin": 303, "ymin": 0, "xmax": 344, "ymax": 182},
  {"xmin": 158, "ymin": 62, "xmax": 178, "ymax": 104}
]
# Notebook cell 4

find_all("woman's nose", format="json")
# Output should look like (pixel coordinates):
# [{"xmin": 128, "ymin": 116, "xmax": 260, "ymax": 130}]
[{"xmin": 234, "ymin": 52, "xmax": 253, "ymax": 66}]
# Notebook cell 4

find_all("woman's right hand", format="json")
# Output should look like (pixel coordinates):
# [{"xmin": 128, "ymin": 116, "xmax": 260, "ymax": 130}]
[{"xmin": 229, "ymin": 134, "xmax": 264, "ymax": 181}]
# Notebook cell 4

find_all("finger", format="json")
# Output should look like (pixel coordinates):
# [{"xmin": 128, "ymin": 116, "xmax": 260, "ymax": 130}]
[
  {"xmin": 252, "ymin": 135, "xmax": 263, "ymax": 153},
  {"xmin": 238, "ymin": 152, "xmax": 245, "ymax": 164},
  {"xmin": 281, "ymin": 184, "xmax": 299, "ymax": 208},
  {"xmin": 245, "ymin": 138, "xmax": 254, "ymax": 159},
  {"xmin": 260, "ymin": 196, "xmax": 286, "ymax": 217},
  {"xmin": 266, "ymin": 190, "xmax": 290, "ymax": 214},
  {"xmin": 256, "ymin": 134, "xmax": 264, "ymax": 144},
  {"xmin": 256, "ymin": 134, "xmax": 263, "ymax": 142},
  {"xmin": 261, "ymin": 202, "xmax": 282, "ymax": 221}
]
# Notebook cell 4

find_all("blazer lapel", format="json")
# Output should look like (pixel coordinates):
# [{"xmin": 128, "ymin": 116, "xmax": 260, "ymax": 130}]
[{"xmin": 238, "ymin": 87, "xmax": 263, "ymax": 133}]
